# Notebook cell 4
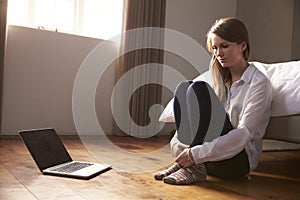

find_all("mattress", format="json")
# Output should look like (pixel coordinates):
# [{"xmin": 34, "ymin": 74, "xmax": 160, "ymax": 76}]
[{"xmin": 264, "ymin": 115, "xmax": 300, "ymax": 143}]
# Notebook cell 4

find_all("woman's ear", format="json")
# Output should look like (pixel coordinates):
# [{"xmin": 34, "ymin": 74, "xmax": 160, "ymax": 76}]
[{"xmin": 241, "ymin": 41, "xmax": 247, "ymax": 51}]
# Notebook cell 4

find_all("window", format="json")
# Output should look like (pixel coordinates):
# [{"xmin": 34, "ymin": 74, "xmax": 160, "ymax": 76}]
[{"xmin": 7, "ymin": 0, "xmax": 124, "ymax": 40}]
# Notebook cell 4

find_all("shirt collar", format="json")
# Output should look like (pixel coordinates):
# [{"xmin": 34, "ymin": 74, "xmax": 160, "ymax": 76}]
[
  {"xmin": 241, "ymin": 63, "xmax": 256, "ymax": 84},
  {"xmin": 225, "ymin": 63, "xmax": 256, "ymax": 88}
]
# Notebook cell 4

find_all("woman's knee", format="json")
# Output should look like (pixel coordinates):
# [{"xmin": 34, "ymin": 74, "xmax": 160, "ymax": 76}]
[
  {"xmin": 175, "ymin": 80, "xmax": 193, "ymax": 91},
  {"xmin": 174, "ymin": 81, "xmax": 194, "ymax": 101},
  {"xmin": 189, "ymin": 81, "xmax": 210, "ymax": 92},
  {"xmin": 186, "ymin": 81, "xmax": 210, "ymax": 100}
]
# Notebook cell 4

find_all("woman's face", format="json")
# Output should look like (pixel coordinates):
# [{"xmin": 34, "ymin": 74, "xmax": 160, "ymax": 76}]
[{"xmin": 211, "ymin": 34, "xmax": 246, "ymax": 69}]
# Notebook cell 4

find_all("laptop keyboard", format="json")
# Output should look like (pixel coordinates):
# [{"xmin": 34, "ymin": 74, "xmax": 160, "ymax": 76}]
[{"xmin": 49, "ymin": 162, "xmax": 93, "ymax": 173}]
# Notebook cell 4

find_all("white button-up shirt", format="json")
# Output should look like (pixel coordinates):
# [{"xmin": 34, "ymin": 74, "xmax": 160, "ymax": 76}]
[{"xmin": 170, "ymin": 64, "xmax": 273, "ymax": 171}]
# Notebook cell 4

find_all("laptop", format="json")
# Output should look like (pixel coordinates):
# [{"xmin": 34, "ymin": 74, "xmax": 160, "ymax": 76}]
[{"xmin": 19, "ymin": 128, "xmax": 111, "ymax": 179}]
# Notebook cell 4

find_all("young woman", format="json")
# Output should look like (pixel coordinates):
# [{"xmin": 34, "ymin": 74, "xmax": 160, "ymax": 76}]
[{"xmin": 154, "ymin": 17, "xmax": 272, "ymax": 185}]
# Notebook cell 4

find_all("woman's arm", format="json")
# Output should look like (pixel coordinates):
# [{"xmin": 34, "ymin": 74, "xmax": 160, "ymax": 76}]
[{"xmin": 170, "ymin": 131, "xmax": 189, "ymax": 157}]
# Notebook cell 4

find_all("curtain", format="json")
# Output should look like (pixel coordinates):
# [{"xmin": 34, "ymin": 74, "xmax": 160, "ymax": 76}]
[
  {"xmin": 0, "ymin": 0, "xmax": 8, "ymax": 132},
  {"xmin": 113, "ymin": 0, "xmax": 166, "ymax": 136}
]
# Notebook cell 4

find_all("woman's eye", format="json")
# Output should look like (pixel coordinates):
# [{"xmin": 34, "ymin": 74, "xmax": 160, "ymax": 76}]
[{"xmin": 221, "ymin": 44, "xmax": 228, "ymax": 48}]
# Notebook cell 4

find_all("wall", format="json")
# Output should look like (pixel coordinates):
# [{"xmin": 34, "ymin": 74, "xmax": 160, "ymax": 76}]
[
  {"xmin": 292, "ymin": 0, "xmax": 300, "ymax": 60},
  {"xmin": 236, "ymin": 0, "xmax": 296, "ymax": 63},
  {"xmin": 1, "ymin": 25, "xmax": 117, "ymax": 135},
  {"xmin": 163, "ymin": 0, "xmax": 237, "ymax": 80}
]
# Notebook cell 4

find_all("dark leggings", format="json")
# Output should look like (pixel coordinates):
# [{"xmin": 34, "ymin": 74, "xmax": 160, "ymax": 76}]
[{"xmin": 173, "ymin": 81, "xmax": 249, "ymax": 179}]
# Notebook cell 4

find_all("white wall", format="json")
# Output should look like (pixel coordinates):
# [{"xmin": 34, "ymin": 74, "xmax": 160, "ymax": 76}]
[
  {"xmin": 163, "ymin": 0, "xmax": 237, "ymax": 80},
  {"xmin": 292, "ymin": 0, "xmax": 300, "ymax": 60},
  {"xmin": 236, "ymin": 0, "xmax": 295, "ymax": 63},
  {"xmin": 1, "ymin": 25, "xmax": 116, "ymax": 134}
]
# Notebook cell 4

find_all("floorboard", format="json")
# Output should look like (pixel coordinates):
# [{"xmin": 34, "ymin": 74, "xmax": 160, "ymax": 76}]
[{"xmin": 0, "ymin": 135, "xmax": 299, "ymax": 200}]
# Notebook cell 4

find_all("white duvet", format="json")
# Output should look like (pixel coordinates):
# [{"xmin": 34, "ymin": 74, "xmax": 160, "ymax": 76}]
[{"xmin": 159, "ymin": 61, "xmax": 300, "ymax": 122}]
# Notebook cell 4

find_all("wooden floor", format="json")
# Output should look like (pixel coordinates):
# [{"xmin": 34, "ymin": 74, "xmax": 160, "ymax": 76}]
[{"xmin": 0, "ymin": 135, "xmax": 299, "ymax": 200}]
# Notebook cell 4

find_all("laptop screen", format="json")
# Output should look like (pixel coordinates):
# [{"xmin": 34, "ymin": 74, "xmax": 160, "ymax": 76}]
[{"xmin": 19, "ymin": 128, "xmax": 72, "ymax": 171}]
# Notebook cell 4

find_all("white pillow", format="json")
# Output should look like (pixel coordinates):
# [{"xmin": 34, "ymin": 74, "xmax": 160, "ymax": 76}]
[
  {"xmin": 158, "ymin": 98, "xmax": 175, "ymax": 122},
  {"xmin": 252, "ymin": 61, "xmax": 300, "ymax": 117}
]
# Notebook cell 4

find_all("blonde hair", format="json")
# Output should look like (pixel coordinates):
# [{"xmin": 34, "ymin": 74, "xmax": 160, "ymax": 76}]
[{"xmin": 206, "ymin": 18, "xmax": 250, "ymax": 101}]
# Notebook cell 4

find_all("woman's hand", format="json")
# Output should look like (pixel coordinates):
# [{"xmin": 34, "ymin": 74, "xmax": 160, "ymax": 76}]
[{"xmin": 175, "ymin": 148, "xmax": 195, "ymax": 168}]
